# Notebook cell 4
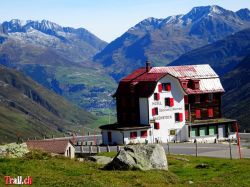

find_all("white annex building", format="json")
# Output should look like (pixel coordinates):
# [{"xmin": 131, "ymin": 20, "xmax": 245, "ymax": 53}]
[{"xmin": 100, "ymin": 62, "xmax": 237, "ymax": 145}]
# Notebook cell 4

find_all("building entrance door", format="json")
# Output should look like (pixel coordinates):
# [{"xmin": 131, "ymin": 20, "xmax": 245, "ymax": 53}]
[{"xmin": 218, "ymin": 125, "xmax": 225, "ymax": 138}]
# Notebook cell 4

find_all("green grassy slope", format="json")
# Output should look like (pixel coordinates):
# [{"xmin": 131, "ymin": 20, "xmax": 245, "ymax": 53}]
[
  {"xmin": 0, "ymin": 66, "xmax": 96, "ymax": 143},
  {"xmin": 0, "ymin": 154, "xmax": 249, "ymax": 186}
]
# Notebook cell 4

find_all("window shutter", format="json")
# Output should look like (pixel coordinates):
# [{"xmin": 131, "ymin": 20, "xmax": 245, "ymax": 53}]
[
  {"xmin": 154, "ymin": 93, "xmax": 160, "ymax": 101},
  {"xmin": 154, "ymin": 122, "xmax": 160, "ymax": 129},
  {"xmin": 158, "ymin": 84, "xmax": 162, "ymax": 92},
  {"xmin": 130, "ymin": 131, "xmax": 137, "ymax": 139},
  {"xmin": 208, "ymin": 108, "xmax": 214, "ymax": 117},
  {"xmin": 170, "ymin": 98, "xmax": 174, "ymax": 107},
  {"xmin": 140, "ymin": 131, "xmax": 147, "ymax": 137},
  {"xmin": 196, "ymin": 110, "xmax": 201, "ymax": 119},
  {"xmin": 166, "ymin": 83, "xmax": 171, "ymax": 91},
  {"xmin": 152, "ymin": 108, "xmax": 158, "ymax": 116},
  {"xmin": 179, "ymin": 113, "xmax": 183, "ymax": 122},
  {"xmin": 152, "ymin": 108, "xmax": 155, "ymax": 116}
]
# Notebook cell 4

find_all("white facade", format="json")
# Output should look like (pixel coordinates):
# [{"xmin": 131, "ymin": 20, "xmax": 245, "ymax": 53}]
[
  {"xmin": 145, "ymin": 75, "xmax": 188, "ymax": 143},
  {"xmin": 64, "ymin": 142, "xmax": 75, "ymax": 159},
  {"xmin": 102, "ymin": 75, "xmax": 189, "ymax": 145}
]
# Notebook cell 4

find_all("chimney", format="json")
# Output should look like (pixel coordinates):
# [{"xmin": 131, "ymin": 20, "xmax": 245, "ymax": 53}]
[{"xmin": 146, "ymin": 60, "xmax": 151, "ymax": 72}]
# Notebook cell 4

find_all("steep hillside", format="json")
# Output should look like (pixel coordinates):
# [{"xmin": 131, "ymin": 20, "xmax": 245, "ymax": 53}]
[
  {"xmin": 0, "ymin": 65, "xmax": 96, "ymax": 143},
  {"xmin": 171, "ymin": 28, "xmax": 250, "ymax": 75},
  {"xmin": 94, "ymin": 5, "xmax": 250, "ymax": 81},
  {"xmin": 0, "ymin": 20, "xmax": 116, "ymax": 111},
  {"xmin": 222, "ymin": 55, "xmax": 250, "ymax": 132}
]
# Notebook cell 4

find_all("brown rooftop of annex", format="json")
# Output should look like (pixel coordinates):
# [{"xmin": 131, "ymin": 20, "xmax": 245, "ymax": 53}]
[{"xmin": 26, "ymin": 139, "xmax": 74, "ymax": 154}]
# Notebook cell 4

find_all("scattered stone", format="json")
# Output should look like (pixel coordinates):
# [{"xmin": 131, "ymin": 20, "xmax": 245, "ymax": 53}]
[
  {"xmin": 189, "ymin": 181, "xmax": 194, "ymax": 184},
  {"xmin": 195, "ymin": 163, "xmax": 209, "ymax": 169},
  {"xmin": 174, "ymin": 157, "xmax": 190, "ymax": 162},
  {"xmin": 0, "ymin": 143, "xmax": 29, "ymax": 158},
  {"xmin": 105, "ymin": 144, "xmax": 168, "ymax": 170},
  {"xmin": 77, "ymin": 158, "xmax": 84, "ymax": 162},
  {"xmin": 87, "ymin": 156, "xmax": 113, "ymax": 165}
]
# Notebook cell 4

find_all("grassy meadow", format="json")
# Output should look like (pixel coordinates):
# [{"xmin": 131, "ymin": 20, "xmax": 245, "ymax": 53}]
[{"xmin": 0, "ymin": 152, "xmax": 249, "ymax": 187}]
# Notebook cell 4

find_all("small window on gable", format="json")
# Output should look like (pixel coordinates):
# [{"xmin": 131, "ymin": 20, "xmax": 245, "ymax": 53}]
[
  {"xmin": 154, "ymin": 93, "xmax": 160, "ymax": 101},
  {"xmin": 165, "ymin": 98, "xmax": 174, "ymax": 107},
  {"xmin": 130, "ymin": 131, "xmax": 137, "ymax": 139},
  {"xmin": 163, "ymin": 83, "xmax": 171, "ymax": 91},
  {"xmin": 152, "ymin": 107, "xmax": 158, "ymax": 116},
  {"xmin": 140, "ymin": 131, "xmax": 147, "ymax": 138},
  {"xmin": 175, "ymin": 113, "xmax": 183, "ymax": 122},
  {"xmin": 154, "ymin": 122, "xmax": 160, "ymax": 129}
]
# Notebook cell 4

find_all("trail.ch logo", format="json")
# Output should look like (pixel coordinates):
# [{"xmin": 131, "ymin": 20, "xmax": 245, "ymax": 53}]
[{"xmin": 4, "ymin": 176, "xmax": 32, "ymax": 185}]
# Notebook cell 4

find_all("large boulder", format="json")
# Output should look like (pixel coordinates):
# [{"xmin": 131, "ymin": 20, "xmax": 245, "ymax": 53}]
[
  {"xmin": 105, "ymin": 144, "xmax": 168, "ymax": 170},
  {"xmin": 0, "ymin": 143, "xmax": 29, "ymax": 158}
]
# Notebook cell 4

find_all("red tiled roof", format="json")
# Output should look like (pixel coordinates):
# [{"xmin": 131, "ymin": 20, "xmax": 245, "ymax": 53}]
[
  {"xmin": 114, "ymin": 64, "xmax": 224, "ymax": 97},
  {"xmin": 26, "ymin": 139, "xmax": 73, "ymax": 154}
]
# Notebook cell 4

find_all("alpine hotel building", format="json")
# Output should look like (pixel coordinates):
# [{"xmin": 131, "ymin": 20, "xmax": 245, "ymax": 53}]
[{"xmin": 100, "ymin": 62, "xmax": 237, "ymax": 145}]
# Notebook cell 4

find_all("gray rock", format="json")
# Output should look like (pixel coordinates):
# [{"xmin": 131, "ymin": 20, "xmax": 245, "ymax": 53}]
[
  {"xmin": 87, "ymin": 156, "xmax": 113, "ymax": 165},
  {"xmin": 105, "ymin": 144, "xmax": 168, "ymax": 170}
]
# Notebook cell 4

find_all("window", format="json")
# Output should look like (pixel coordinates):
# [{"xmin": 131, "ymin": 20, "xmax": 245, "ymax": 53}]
[
  {"xmin": 108, "ymin": 132, "xmax": 112, "ymax": 142},
  {"xmin": 154, "ymin": 93, "xmax": 160, "ymax": 101},
  {"xmin": 158, "ymin": 84, "xmax": 162, "ymax": 92},
  {"xmin": 165, "ymin": 97, "xmax": 174, "ymax": 107},
  {"xmin": 175, "ymin": 113, "xmax": 183, "ymax": 122},
  {"xmin": 184, "ymin": 95, "xmax": 188, "ymax": 104},
  {"xmin": 208, "ymin": 108, "xmax": 214, "ymax": 118},
  {"xmin": 162, "ymin": 83, "xmax": 171, "ymax": 91},
  {"xmin": 152, "ymin": 107, "xmax": 158, "ymax": 116},
  {"xmin": 130, "ymin": 131, "xmax": 137, "ymax": 139},
  {"xmin": 185, "ymin": 110, "xmax": 189, "ymax": 120},
  {"xmin": 154, "ymin": 122, "xmax": 160, "ymax": 129},
  {"xmin": 206, "ymin": 93, "xmax": 213, "ymax": 102},
  {"xmin": 196, "ymin": 110, "xmax": 201, "ymax": 119},
  {"xmin": 195, "ymin": 95, "xmax": 200, "ymax": 103},
  {"xmin": 140, "ymin": 131, "xmax": 148, "ymax": 138}
]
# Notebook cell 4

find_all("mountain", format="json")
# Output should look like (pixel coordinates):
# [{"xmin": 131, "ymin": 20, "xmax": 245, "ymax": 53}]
[
  {"xmin": 0, "ymin": 19, "xmax": 107, "ymax": 62},
  {"xmin": 0, "ymin": 65, "xmax": 96, "ymax": 143},
  {"xmin": 171, "ymin": 28, "xmax": 250, "ymax": 75},
  {"xmin": 93, "ymin": 5, "xmax": 250, "ymax": 81},
  {"xmin": 222, "ymin": 55, "xmax": 250, "ymax": 132},
  {"xmin": 0, "ymin": 19, "xmax": 117, "ymax": 111}
]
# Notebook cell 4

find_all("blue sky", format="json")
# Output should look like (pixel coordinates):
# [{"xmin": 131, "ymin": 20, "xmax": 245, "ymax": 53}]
[{"xmin": 1, "ymin": 0, "xmax": 250, "ymax": 42}]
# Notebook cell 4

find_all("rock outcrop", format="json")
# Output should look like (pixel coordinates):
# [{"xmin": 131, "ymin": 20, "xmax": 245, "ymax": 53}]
[{"xmin": 105, "ymin": 144, "xmax": 168, "ymax": 170}]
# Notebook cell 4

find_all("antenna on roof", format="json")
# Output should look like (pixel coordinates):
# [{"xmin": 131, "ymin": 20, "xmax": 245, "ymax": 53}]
[{"xmin": 146, "ymin": 60, "xmax": 151, "ymax": 72}]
